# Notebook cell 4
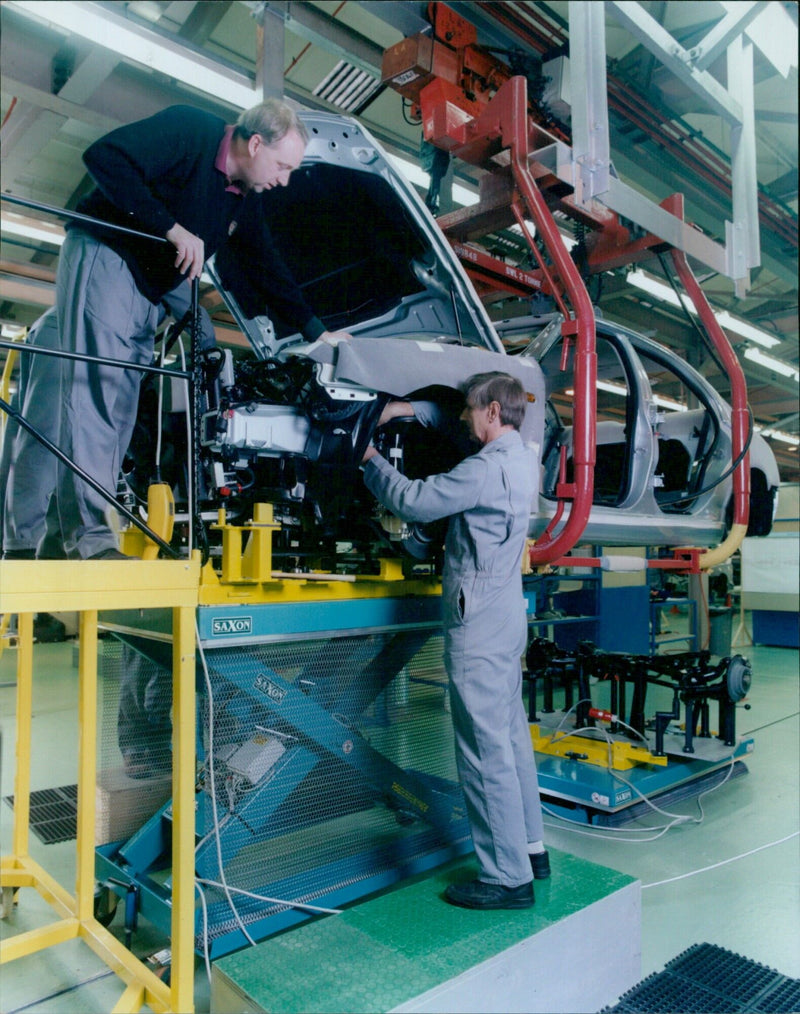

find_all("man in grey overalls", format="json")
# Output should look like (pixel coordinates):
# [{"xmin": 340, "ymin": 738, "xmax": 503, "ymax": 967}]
[{"xmin": 362, "ymin": 372, "xmax": 549, "ymax": 909}]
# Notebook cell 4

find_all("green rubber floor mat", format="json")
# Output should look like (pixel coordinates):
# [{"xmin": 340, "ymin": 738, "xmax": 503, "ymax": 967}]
[{"xmin": 214, "ymin": 850, "xmax": 636, "ymax": 1013}]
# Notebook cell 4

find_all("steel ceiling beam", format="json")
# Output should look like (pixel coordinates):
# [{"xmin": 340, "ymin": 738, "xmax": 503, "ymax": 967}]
[
  {"xmin": 689, "ymin": 1, "xmax": 769, "ymax": 71},
  {"xmin": 177, "ymin": 0, "xmax": 233, "ymax": 46},
  {"xmin": 54, "ymin": 48, "xmax": 119, "ymax": 104},
  {"xmin": 246, "ymin": 1, "xmax": 385, "ymax": 79},
  {"xmin": 0, "ymin": 74, "xmax": 119, "ymax": 134},
  {"xmin": 253, "ymin": 0, "xmax": 286, "ymax": 100},
  {"xmin": 6, "ymin": 1, "xmax": 259, "ymax": 110},
  {"xmin": 354, "ymin": 1, "xmax": 430, "ymax": 40},
  {"xmin": 606, "ymin": 1, "xmax": 744, "ymax": 126}
]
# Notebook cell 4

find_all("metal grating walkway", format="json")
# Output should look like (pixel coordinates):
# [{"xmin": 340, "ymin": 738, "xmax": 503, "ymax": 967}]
[
  {"xmin": 4, "ymin": 784, "xmax": 77, "ymax": 844},
  {"xmin": 606, "ymin": 942, "xmax": 800, "ymax": 1013}
]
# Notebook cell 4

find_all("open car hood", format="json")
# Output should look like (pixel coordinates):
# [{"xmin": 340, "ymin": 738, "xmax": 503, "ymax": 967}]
[{"xmin": 210, "ymin": 111, "xmax": 502, "ymax": 359}]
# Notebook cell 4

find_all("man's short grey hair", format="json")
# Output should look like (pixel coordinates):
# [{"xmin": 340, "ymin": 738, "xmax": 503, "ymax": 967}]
[
  {"xmin": 234, "ymin": 99, "xmax": 309, "ymax": 146},
  {"xmin": 463, "ymin": 372, "xmax": 528, "ymax": 431}
]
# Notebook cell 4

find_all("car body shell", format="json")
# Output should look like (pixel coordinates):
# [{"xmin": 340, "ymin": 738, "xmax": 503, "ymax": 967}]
[{"xmin": 187, "ymin": 110, "xmax": 778, "ymax": 558}]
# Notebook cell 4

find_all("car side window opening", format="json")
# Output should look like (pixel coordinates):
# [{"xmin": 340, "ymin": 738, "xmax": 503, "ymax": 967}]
[
  {"xmin": 539, "ymin": 333, "xmax": 638, "ymax": 508},
  {"xmin": 637, "ymin": 347, "xmax": 720, "ymax": 513}
]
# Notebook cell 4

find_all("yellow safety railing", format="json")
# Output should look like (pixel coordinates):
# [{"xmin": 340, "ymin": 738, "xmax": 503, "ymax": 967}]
[{"xmin": 0, "ymin": 556, "xmax": 200, "ymax": 1014}]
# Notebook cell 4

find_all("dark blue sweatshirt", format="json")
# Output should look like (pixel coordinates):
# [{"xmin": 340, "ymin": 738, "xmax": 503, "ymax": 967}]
[{"xmin": 72, "ymin": 104, "xmax": 324, "ymax": 338}]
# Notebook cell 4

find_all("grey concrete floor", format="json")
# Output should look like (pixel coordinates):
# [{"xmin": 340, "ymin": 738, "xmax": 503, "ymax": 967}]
[{"xmin": 0, "ymin": 626, "xmax": 797, "ymax": 1013}]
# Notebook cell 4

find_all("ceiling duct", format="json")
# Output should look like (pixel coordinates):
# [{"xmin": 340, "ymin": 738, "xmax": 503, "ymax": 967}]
[{"xmin": 313, "ymin": 59, "xmax": 381, "ymax": 112}]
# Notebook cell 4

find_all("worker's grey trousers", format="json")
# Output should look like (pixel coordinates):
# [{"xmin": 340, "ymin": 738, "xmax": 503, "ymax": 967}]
[
  {"xmin": 52, "ymin": 231, "xmax": 159, "ymax": 558},
  {"xmin": 117, "ymin": 646, "xmax": 172, "ymax": 764},
  {"xmin": 444, "ymin": 572, "xmax": 544, "ymax": 888},
  {"xmin": 1, "ymin": 309, "xmax": 62, "ymax": 555}
]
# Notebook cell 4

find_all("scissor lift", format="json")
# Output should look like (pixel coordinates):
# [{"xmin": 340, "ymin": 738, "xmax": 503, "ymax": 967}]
[{"xmin": 95, "ymin": 557, "xmax": 539, "ymax": 958}]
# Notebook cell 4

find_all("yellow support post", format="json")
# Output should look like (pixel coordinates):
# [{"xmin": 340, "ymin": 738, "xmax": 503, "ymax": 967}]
[
  {"xmin": 0, "ymin": 558, "xmax": 200, "ymax": 1013},
  {"xmin": 242, "ymin": 502, "xmax": 278, "ymax": 582},
  {"xmin": 76, "ymin": 610, "xmax": 99, "ymax": 924},
  {"xmin": 170, "ymin": 602, "xmax": 197, "ymax": 1013},
  {"xmin": 12, "ymin": 612, "xmax": 33, "ymax": 860},
  {"xmin": 212, "ymin": 503, "xmax": 281, "ymax": 584}
]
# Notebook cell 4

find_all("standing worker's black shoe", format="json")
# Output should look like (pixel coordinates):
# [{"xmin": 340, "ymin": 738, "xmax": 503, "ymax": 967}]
[
  {"xmin": 444, "ymin": 879, "xmax": 534, "ymax": 910},
  {"xmin": 530, "ymin": 850, "xmax": 551, "ymax": 879},
  {"xmin": 2, "ymin": 549, "xmax": 36, "ymax": 560}
]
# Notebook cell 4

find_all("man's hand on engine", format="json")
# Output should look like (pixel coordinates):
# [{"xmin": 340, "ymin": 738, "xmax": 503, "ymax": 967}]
[{"xmin": 377, "ymin": 400, "xmax": 415, "ymax": 427}]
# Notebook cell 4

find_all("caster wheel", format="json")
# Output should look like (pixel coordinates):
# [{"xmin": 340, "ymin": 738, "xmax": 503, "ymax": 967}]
[
  {"xmin": 0, "ymin": 886, "xmax": 16, "ymax": 919},
  {"xmin": 94, "ymin": 886, "xmax": 119, "ymax": 927}
]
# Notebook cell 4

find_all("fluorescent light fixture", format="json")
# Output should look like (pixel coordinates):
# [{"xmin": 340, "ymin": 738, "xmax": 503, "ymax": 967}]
[
  {"xmin": 713, "ymin": 310, "xmax": 780, "ymax": 348},
  {"xmin": 313, "ymin": 60, "xmax": 382, "ymax": 114},
  {"xmin": 387, "ymin": 154, "xmax": 428, "ymax": 190},
  {"xmin": 757, "ymin": 427, "xmax": 800, "ymax": 446},
  {"xmin": 452, "ymin": 183, "xmax": 480, "ymax": 208},
  {"xmin": 126, "ymin": 1, "xmax": 164, "ymax": 23},
  {"xmin": 627, "ymin": 270, "xmax": 782, "ymax": 349},
  {"xmin": 627, "ymin": 270, "xmax": 692, "ymax": 311},
  {"xmin": 7, "ymin": 1, "xmax": 258, "ymax": 109},
  {"xmin": 596, "ymin": 379, "xmax": 627, "ymax": 396},
  {"xmin": 576, "ymin": 379, "xmax": 686, "ymax": 412},
  {"xmin": 653, "ymin": 395, "xmax": 688, "ymax": 412},
  {"xmin": 1, "ymin": 323, "xmax": 28, "ymax": 339},
  {"xmin": 1, "ymin": 213, "xmax": 65, "ymax": 246},
  {"xmin": 744, "ymin": 347, "xmax": 800, "ymax": 382},
  {"xmin": 0, "ymin": 215, "xmax": 217, "ymax": 284}
]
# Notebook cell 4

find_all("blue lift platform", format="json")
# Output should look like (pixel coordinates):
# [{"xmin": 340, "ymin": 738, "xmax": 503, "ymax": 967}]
[{"xmin": 94, "ymin": 569, "xmax": 753, "ymax": 960}]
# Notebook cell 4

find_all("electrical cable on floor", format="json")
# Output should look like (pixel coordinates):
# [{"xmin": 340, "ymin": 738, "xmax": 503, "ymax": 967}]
[
  {"xmin": 542, "ymin": 808, "xmax": 687, "ymax": 843},
  {"xmin": 195, "ymin": 880, "xmax": 213, "ymax": 986},
  {"xmin": 541, "ymin": 717, "xmax": 741, "ymax": 841},
  {"xmin": 642, "ymin": 830, "xmax": 800, "ymax": 889},
  {"xmin": 5, "ymin": 970, "xmax": 116, "ymax": 1014},
  {"xmin": 691, "ymin": 752, "xmax": 737, "ymax": 822},
  {"xmin": 742, "ymin": 711, "xmax": 800, "ymax": 736},
  {"xmin": 194, "ymin": 625, "xmax": 343, "ymax": 957},
  {"xmin": 195, "ymin": 878, "xmax": 343, "ymax": 915}
]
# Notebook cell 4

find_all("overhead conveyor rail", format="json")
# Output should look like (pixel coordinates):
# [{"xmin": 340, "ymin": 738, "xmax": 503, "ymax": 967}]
[{"xmin": 382, "ymin": 1, "xmax": 757, "ymax": 572}]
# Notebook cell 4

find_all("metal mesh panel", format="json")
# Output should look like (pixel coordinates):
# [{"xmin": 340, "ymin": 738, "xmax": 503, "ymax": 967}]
[
  {"xmin": 99, "ymin": 639, "xmax": 172, "ymax": 778},
  {"xmin": 97, "ymin": 628, "xmax": 469, "ymax": 947},
  {"xmin": 196, "ymin": 631, "xmax": 467, "ymax": 941}
]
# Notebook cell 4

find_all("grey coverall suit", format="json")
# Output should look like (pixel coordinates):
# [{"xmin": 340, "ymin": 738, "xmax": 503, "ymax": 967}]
[{"xmin": 363, "ymin": 423, "xmax": 545, "ymax": 887}]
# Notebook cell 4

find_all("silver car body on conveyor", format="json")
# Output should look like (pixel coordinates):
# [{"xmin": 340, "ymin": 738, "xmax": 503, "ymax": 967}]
[{"xmin": 198, "ymin": 110, "xmax": 779, "ymax": 555}]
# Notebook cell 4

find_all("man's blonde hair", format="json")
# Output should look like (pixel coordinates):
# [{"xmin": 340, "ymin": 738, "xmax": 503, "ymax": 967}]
[{"xmin": 234, "ymin": 99, "xmax": 309, "ymax": 146}]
